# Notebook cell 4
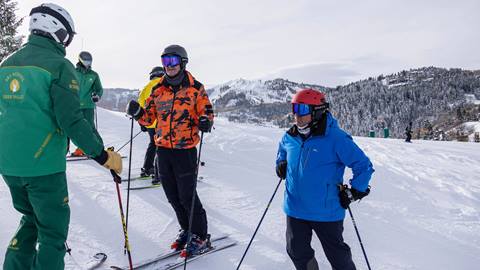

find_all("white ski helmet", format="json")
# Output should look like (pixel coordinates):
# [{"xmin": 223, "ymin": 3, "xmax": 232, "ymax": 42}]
[{"xmin": 29, "ymin": 3, "xmax": 76, "ymax": 47}]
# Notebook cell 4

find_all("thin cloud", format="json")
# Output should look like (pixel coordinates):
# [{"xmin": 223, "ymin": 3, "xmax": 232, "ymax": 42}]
[{"xmin": 16, "ymin": 0, "xmax": 480, "ymax": 88}]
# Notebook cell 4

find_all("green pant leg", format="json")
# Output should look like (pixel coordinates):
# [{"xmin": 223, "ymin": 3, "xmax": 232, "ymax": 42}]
[
  {"xmin": 26, "ymin": 172, "xmax": 70, "ymax": 270},
  {"xmin": 2, "ymin": 175, "xmax": 38, "ymax": 270},
  {"xmin": 82, "ymin": 108, "xmax": 103, "ymax": 145}
]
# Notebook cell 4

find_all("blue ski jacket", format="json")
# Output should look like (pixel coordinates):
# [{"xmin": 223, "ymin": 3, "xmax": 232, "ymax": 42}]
[{"xmin": 276, "ymin": 113, "xmax": 374, "ymax": 222}]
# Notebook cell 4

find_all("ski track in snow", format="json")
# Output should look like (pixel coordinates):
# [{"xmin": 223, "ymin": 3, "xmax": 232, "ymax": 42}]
[{"xmin": 1, "ymin": 108, "xmax": 480, "ymax": 269}]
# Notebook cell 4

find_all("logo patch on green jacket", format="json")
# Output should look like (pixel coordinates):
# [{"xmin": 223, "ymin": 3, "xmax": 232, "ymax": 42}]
[
  {"xmin": 8, "ymin": 238, "xmax": 19, "ymax": 250},
  {"xmin": 3, "ymin": 72, "xmax": 25, "ymax": 100},
  {"xmin": 69, "ymin": 79, "xmax": 80, "ymax": 91},
  {"xmin": 9, "ymin": 79, "xmax": 20, "ymax": 93}
]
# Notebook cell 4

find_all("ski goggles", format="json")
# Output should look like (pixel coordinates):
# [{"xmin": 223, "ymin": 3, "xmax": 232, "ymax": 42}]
[
  {"xmin": 161, "ymin": 55, "xmax": 182, "ymax": 67},
  {"xmin": 80, "ymin": 59, "xmax": 92, "ymax": 68},
  {"xmin": 292, "ymin": 103, "xmax": 312, "ymax": 116}
]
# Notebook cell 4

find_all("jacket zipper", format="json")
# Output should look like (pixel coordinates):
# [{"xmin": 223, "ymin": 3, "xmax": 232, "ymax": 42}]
[
  {"xmin": 190, "ymin": 116, "xmax": 194, "ymax": 142},
  {"xmin": 296, "ymin": 140, "xmax": 304, "ymax": 178},
  {"xmin": 191, "ymin": 92, "xmax": 198, "ymax": 142},
  {"xmin": 169, "ymin": 89, "xmax": 177, "ymax": 149},
  {"xmin": 303, "ymin": 147, "xmax": 312, "ymax": 170}
]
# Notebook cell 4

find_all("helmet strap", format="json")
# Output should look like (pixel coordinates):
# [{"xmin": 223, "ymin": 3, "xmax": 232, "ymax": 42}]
[
  {"xmin": 31, "ymin": 29, "xmax": 54, "ymax": 41},
  {"xmin": 310, "ymin": 111, "xmax": 328, "ymax": 136}
]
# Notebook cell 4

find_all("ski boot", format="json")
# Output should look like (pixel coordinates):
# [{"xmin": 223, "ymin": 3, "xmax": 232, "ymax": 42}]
[
  {"xmin": 151, "ymin": 177, "xmax": 161, "ymax": 185},
  {"xmin": 140, "ymin": 167, "xmax": 154, "ymax": 178},
  {"xmin": 171, "ymin": 229, "xmax": 188, "ymax": 251},
  {"xmin": 71, "ymin": 148, "xmax": 85, "ymax": 157},
  {"xmin": 180, "ymin": 234, "xmax": 211, "ymax": 258}
]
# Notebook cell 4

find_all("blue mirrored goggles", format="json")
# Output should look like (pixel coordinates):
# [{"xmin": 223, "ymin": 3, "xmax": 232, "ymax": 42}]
[
  {"xmin": 292, "ymin": 103, "xmax": 312, "ymax": 116},
  {"xmin": 161, "ymin": 55, "xmax": 182, "ymax": 67}
]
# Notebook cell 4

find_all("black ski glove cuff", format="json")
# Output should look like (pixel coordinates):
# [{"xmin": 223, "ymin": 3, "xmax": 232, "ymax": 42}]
[
  {"xmin": 126, "ymin": 100, "xmax": 144, "ymax": 120},
  {"xmin": 339, "ymin": 185, "xmax": 370, "ymax": 209},
  {"xmin": 276, "ymin": 160, "xmax": 287, "ymax": 179},
  {"xmin": 198, "ymin": 116, "xmax": 212, "ymax": 132},
  {"xmin": 92, "ymin": 149, "xmax": 108, "ymax": 165},
  {"xmin": 91, "ymin": 94, "xmax": 100, "ymax": 103}
]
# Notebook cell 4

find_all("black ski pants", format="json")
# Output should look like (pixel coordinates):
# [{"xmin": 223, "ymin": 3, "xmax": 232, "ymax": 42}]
[
  {"xmin": 142, "ymin": 128, "xmax": 156, "ymax": 171},
  {"xmin": 286, "ymin": 216, "xmax": 356, "ymax": 270},
  {"xmin": 156, "ymin": 147, "xmax": 208, "ymax": 239}
]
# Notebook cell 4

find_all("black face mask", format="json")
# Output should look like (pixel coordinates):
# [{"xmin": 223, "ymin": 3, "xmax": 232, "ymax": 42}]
[{"xmin": 164, "ymin": 68, "xmax": 185, "ymax": 87}]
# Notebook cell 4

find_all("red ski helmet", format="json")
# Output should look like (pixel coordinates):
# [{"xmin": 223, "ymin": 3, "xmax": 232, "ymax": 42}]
[
  {"xmin": 292, "ymin": 88, "xmax": 326, "ymax": 105},
  {"xmin": 291, "ymin": 89, "xmax": 329, "ymax": 119}
]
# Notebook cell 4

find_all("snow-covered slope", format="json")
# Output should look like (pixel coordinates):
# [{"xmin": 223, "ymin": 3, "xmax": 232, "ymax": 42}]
[{"xmin": 1, "ymin": 108, "xmax": 479, "ymax": 269}]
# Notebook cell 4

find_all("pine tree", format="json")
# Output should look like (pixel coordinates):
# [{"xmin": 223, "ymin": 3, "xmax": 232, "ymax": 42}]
[{"xmin": 0, "ymin": 0, "xmax": 23, "ymax": 63}]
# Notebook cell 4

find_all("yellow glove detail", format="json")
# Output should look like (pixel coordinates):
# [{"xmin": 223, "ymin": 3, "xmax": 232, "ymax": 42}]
[{"xmin": 103, "ymin": 150, "xmax": 123, "ymax": 175}]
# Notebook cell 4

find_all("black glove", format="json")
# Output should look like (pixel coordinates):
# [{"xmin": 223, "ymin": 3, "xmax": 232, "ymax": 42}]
[
  {"xmin": 276, "ymin": 160, "xmax": 287, "ymax": 179},
  {"xmin": 198, "ymin": 116, "xmax": 212, "ymax": 132},
  {"xmin": 91, "ymin": 93, "xmax": 100, "ymax": 103},
  {"xmin": 338, "ymin": 185, "xmax": 370, "ymax": 209},
  {"xmin": 140, "ymin": 124, "xmax": 147, "ymax": 132},
  {"xmin": 126, "ymin": 100, "xmax": 144, "ymax": 120}
]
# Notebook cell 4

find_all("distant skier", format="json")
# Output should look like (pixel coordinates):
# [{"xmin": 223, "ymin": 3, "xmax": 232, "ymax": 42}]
[
  {"xmin": 137, "ymin": 66, "xmax": 164, "ymax": 181},
  {"xmin": 71, "ymin": 51, "xmax": 104, "ymax": 156},
  {"xmin": 0, "ymin": 3, "xmax": 122, "ymax": 270},
  {"xmin": 126, "ymin": 45, "xmax": 214, "ymax": 257},
  {"xmin": 276, "ymin": 89, "xmax": 374, "ymax": 270},
  {"xmin": 405, "ymin": 121, "xmax": 413, "ymax": 143}
]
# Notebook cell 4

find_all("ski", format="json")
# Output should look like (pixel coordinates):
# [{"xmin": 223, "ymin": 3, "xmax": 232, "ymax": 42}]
[
  {"xmin": 110, "ymin": 235, "xmax": 230, "ymax": 270},
  {"xmin": 155, "ymin": 238, "xmax": 237, "ymax": 270},
  {"xmin": 121, "ymin": 175, "xmax": 152, "ymax": 182},
  {"xmin": 67, "ymin": 156, "xmax": 127, "ymax": 162},
  {"xmin": 126, "ymin": 177, "xmax": 203, "ymax": 188},
  {"xmin": 127, "ymin": 183, "xmax": 162, "ymax": 190},
  {"xmin": 86, "ymin": 252, "xmax": 108, "ymax": 270}
]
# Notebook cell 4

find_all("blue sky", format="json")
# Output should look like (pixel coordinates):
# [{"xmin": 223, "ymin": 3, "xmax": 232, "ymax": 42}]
[{"xmin": 16, "ymin": 0, "xmax": 480, "ymax": 88}]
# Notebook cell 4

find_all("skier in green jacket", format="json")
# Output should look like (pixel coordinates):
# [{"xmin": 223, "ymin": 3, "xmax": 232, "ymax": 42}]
[
  {"xmin": 71, "ymin": 51, "xmax": 104, "ymax": 156},
  {"xmin": 0, "ymin": 3, "xmax": 123, "ymax": 270}
]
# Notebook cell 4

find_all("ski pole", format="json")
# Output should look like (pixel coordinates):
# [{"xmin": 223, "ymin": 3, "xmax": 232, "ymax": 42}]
[
  {"xmin": 116, "ymin": 130, "xmax": 142, "ymax": 152},
  {"xmin": 95, "ymin": 106, "xmax": 98, "ymax": 130},
  {"xmin": 183, "ymin": 132, "xmax": 205, "ymax": 270},
  {"xmin": 347, "ymin": 206, "xmax": 372, "ymax": 270},
  {"xmin": 125, "ymin": 117, "xmax": 134, "ymax": 254},
  {"xmin": 111, "ymin": 170, "xmax": 134, "ymax": 270},
  {"xmin": 235, "ymin": 177, "xmax": 283, "ymax": 270}
]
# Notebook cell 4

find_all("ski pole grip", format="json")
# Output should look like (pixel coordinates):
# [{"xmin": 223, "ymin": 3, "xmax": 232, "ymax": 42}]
[
  {"xmin": 111, "ymin": 170, "xmax": 122, "ymax": 183},
  {"xmin": 106, "ymin": 146, "xmax": 122, "ymax": 183}
]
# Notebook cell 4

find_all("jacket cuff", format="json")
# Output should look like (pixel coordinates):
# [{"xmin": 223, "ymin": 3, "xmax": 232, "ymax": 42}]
[{"xmin": 92, "ymin": 149, "xmax": 108, "ymax": 165}]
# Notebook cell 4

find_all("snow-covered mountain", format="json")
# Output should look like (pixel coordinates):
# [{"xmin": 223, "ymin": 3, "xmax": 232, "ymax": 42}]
[
  {"xmin": 1, "ymin": 107, "xmax": 479, "ymax": 270},
  {"xmin": 208, "ymin": 78, "xmax": 324, "ymax": 106},
  {"xmin": 207, "ymin": 67, "xmax": 480, "ymax": 140},
  {"xmin": 97, "ymin": 67, "xmax": 480, "ymax": 140},
  {"xmin": 97, "ymin": 88, "xmax": 139, "ymax": 112}
]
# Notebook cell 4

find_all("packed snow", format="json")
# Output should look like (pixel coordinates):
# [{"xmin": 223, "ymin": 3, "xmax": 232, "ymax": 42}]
[{"xmin": 1, "ymin": 107, "xmax": 479, "ymax": 269}]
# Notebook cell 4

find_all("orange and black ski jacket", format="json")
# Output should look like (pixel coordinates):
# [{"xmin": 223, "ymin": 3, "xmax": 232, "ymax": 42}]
[{"xmin": 139, "ymin": 71, "xmax": 214, "ymax": 149}]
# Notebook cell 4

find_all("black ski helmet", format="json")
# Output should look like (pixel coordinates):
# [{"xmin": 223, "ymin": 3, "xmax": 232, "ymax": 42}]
[
  {"xmin": 161, "ymin": 45, "xmax": 188, "ymax": 67},
  {"xmin": 79, "ymin": 51, "xmax": 92, "ymax": 68},
  {"xmin": 149, "ymin": 66, "xmax": 164, "ymax": 80}
]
